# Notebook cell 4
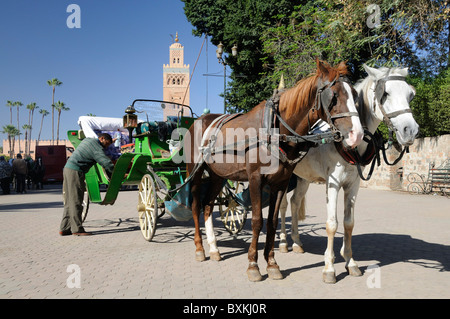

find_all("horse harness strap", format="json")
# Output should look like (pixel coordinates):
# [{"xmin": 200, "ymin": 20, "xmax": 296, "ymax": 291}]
[
  {"xmin": 199, "ymin": 74, "xmax": 360, "ymax": 166},
  {"xmin": 335, "ymin": 129, "xmax": 408, "ymax": 181},
  {"xmin": 263, "ymin": 88, "xmax": 344, "ymax": 145},
  {"xmin": 260, "ymin": 77, "xmax": 361, "ymax": 165},
  {"xmin": 261, "ymin": 89, "xmax": 337, "ymax": 165},
  {"xmin": 335, "ymin": 135, "xmax": 378, "ymax": 167},
  {"xmin": 199, "ymin": 113, "xmax": 243, "ymax": 156}
]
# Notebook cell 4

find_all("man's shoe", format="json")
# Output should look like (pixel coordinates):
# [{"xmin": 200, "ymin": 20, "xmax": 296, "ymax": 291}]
[
  {"xmin": 72, "ymin": 231, "xmax": 92, "ymax": 236},
  {"xmin": 59, "ymin": 230, "xmax": 72, "ymax": 236}
]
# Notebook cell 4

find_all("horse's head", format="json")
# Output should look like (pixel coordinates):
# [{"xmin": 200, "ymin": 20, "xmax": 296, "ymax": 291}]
[
  {"xmin": 316, "ymin": 60, "xmax": 363, "ymax": 148},
  {"xmin": 363, "ymin": 64, "xmax": 419, "ymax": 146}
]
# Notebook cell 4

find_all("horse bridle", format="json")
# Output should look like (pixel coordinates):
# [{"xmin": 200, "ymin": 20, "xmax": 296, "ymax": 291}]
[
  {"xmin": 313, "ymin": 76, "xmax": 359, "ymax": 141},
  {"xmin": 344, "ymin": 75, "xmax": 414, "ymax": 179},
  {"xmin": 267, "ymin": 75, "xmax": 359, "ymax": 146},
  {"xmin": 373, "ymin": 75, "xmax": 413, "ymax": 133}
]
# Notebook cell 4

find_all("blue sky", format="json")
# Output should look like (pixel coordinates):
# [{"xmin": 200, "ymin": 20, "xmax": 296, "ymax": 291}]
[{"xmin": 0, "ymin": 0, "xmax": 228, "ymax": 147}]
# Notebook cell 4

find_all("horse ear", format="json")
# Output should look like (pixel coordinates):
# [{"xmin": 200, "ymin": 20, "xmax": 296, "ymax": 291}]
[
  {"xmin": 363, "ymin": 64, "xmax": 384, "ymax": 79},
  {"xmin": 317, "ymin": 58, "xmax": 330, "ymax": 78},
  {"xmin": 278, "ymin": 74, "xmax": 285, "ymax": 90},
  {"xmin": 336, "ymin": 61, "xmax": 347, "ymax": 69},
  {"xmin": 335, "ymin": 61, "xmax": 349, "ymax": 76},
  {"xmin": 363, "ymin": 64, "xmax": 374, "ymax": 75}
]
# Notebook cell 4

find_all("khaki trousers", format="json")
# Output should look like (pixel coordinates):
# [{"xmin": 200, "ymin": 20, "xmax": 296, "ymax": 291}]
[{"xmin": 60, "ymin": 167, "xmax": 86, "ymax": 233}]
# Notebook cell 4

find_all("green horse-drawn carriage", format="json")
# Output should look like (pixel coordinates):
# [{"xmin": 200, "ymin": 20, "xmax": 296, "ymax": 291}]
[{"xmin": 67, "ymin": 100, "xmax": 248, "ymax": 241}]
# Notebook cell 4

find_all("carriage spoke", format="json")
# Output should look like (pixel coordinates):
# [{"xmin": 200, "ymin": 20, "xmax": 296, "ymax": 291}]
[
  {"xmin": 219, "ymin": 191, "xmax": 247, "ymax": 235},
  {"xmin": 138, "ymin": 174, "xmax": 158, "ymax": 241}
]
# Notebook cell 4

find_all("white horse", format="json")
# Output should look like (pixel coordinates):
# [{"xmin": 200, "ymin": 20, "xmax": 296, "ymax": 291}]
[{"xmin": 279, "ymin": 65, "xmax": 420, "ymax": 283}]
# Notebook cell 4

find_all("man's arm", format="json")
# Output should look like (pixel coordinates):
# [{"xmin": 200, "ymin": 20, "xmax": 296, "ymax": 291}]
[{"xmin": 92, "ymin": 145, "xmax": 115, "ymax": 174}]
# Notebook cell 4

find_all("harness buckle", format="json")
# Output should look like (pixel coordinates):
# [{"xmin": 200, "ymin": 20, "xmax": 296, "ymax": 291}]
[{"xmin": 333, "ymin": 131, "xmax": 343, "ymax": 143}]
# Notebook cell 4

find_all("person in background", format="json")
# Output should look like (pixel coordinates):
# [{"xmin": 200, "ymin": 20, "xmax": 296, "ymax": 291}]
[
  {"xmin": 59, "ymin": 133, "xmax": 114, "ymax": 236},
  {"xmin": 0, "ymin": 156, "xmax": 12, "ymax": 194},
  {"xmin": 33, "ymin": 157, "xmax": 45, "ymax": 189},
  {"xmin": 113, "ymin": 129, "xmax": 122, "ymax": 151},
  {"xmin": 12, "ymin": 154, "xmax": 27, "ymax": 194}
]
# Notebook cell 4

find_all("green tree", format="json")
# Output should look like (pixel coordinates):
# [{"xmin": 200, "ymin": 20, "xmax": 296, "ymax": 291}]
[
  {"xmin": 47, "ymin": 78, "xmax": 63, "ymax": 144},
  {"xmin": 37, "ymin": 108, "xmax": 49, "ymax": 146},
  {"xmin": 262, "ymin": 1, "xmax": 361, "ymax": 88},
  {"xmin": 1, "ymin": 124, "xmax": 17, "ymax": 158},
  {"xmin": 182, "ymin": 0, "xmax": 449, "ymax": 136},
  {"xmin": 182, "ymin": 0, "xmax": 304, "ymax": 113},
  {"xmin": 409, "ymin": 68, "xmax": 450, "ymax": 137},
  {"xmin": 54, "ymin": 101, "xmax": 69, "ymax": 144},
  {"xmin": 318, "ymin": 0, "xmax": 449, "ymax": 76},
  {"xmin": 6, "ymin": 100, "xmax": 14, "ymax": 125},
  {"xmin": 14, "ymin": 101, "xmax": 23, "ymax": 154},
  {"xmin": 26, "ymin": 102, "xmax": 38, "ymax": 154},
  {"xmin": 22, "ymin": 124, "xmax": 32, "ymax": 156}
]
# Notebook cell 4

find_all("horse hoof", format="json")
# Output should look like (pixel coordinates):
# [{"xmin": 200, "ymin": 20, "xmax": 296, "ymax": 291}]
[
  {"xmin": 279, "ymin": 244, "xmax": 288, "ymax": 253},
  {"xmin": 247, "ymin": 266, "xmax": 263, "ymax": 282},
  {"xmin": 346, "ymin": 265, "xmax": 362, "ymax": 277},
  {"xmin": 292, "ymin": 244, "xmax": 304, "ymax": 254},
  {"xmin": 267, "ymin": 265, "xmax": 283, "ymax": 280},
  {"xmin": 195, "ymin": 250, "xmax": 206, "ymax": 262},
  {"xmin": 322, "ymin": 271, "xmax": 336, "ymax": 284},
  {"xmin": 209, "ymin": 251, "xmax": 222, "ymax": 261}
]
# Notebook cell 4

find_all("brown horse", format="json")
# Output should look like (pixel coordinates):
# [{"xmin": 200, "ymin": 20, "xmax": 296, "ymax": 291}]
[{"xmin": 185, "ymin": 60, "xmax": 363, "ymax": 281}]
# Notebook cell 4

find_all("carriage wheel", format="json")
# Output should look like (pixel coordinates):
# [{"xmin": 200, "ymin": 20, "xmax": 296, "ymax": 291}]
[
  {"xmin": 138, "ymin": 174, "xmax": 158, "ymax": 241},
  {"xmin": 219, "ymin": 182, "xmax": 248, "ymax": 235},
  {"xmin": 81, "ymin": 190, "xmax": 90, "ymax": 223}
]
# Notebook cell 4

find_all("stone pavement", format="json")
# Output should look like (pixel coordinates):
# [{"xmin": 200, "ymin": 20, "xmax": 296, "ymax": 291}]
[{"xmin": 0, "ymin": 183, "xmax": 449, "ymax": 300}]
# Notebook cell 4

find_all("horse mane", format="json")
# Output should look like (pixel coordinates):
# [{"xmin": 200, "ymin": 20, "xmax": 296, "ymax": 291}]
[{"xmin": 279, "ymin": 61, "xmax": 349, "ymax": 118}]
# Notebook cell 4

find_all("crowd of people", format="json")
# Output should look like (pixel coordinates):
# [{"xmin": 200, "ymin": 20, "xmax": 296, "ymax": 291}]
[{"xmin": 0, "ymin": 154, "xmax": 45, "ymax": 195}]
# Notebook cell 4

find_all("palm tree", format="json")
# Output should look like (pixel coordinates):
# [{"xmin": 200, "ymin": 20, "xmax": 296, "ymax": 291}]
[
  {"xmin": 26, "ymin": 102, "xmax": 38, "ymax": 155},
  {"xmin": 22, "ymin": 124, "xmax": 32, "ymax": 157},
  {"xmin": 6, "ymin": 100, "xmax": 14, "ymax": 124},
  {"xmin": 47, "ymin": 78, "xmax": 63, "ymax": 144},
  {"xmin": 14, "ymin": 101, "xmax": 23, "ymax": 154},
  {"xmin": 54, "ymin": 101, "xmax": 70, "ymax": 144},
  {"xmin": 1, "ymin": 124, "xmax": 17, "ymax": 158},
  {"xmin": 37, "ymin": 108, "xmax": 49, "ymax": 146},
  {"xmin": 12, "ymin": 127, "xmax": 21, "ymax": 157}
]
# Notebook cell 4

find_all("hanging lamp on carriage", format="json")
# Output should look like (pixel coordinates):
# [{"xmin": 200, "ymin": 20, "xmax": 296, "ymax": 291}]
[{"xmin": 123, "ymin": 105, "xmax": 138, "ymax": 141}]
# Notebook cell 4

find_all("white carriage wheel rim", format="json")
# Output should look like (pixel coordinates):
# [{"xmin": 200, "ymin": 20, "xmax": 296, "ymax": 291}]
[
  {"xmin": 81, "ymin": 190, "xmax": 90, "ymax": 222},
  {"xmin": 138, "ymin": 174, "xmax": 158, "ymax": 241},
  {"xmin": 219, "ymin": 188, "xmax": 247, "ymax": 235}
]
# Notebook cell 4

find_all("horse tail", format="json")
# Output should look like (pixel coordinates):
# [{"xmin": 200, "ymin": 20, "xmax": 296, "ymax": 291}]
[{"xmin": 297, "ymin": 196, "xmax": 306, "ymax": 222}]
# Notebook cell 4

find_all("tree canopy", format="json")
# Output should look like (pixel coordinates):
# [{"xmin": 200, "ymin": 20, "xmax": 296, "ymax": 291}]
[{"xmin": 182, "ymin": 0, "xmax": 450, "ymax": 136}]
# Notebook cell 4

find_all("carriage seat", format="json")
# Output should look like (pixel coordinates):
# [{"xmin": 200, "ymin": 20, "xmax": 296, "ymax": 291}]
[{"xmin": 138, "ymin": 120, "xmax": 178, "ymax": 142}]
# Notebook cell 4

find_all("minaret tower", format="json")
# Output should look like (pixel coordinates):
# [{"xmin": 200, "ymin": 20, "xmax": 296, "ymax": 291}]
[{"xmin": 163, "ymin": 32, "xmax": 190, "ymax": 120}]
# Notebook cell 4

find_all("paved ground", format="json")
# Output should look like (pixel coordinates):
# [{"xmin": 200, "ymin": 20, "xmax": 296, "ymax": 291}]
[{"xmin": 0, "ymin": 182, "xmax": 449, "ymax": 300}]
